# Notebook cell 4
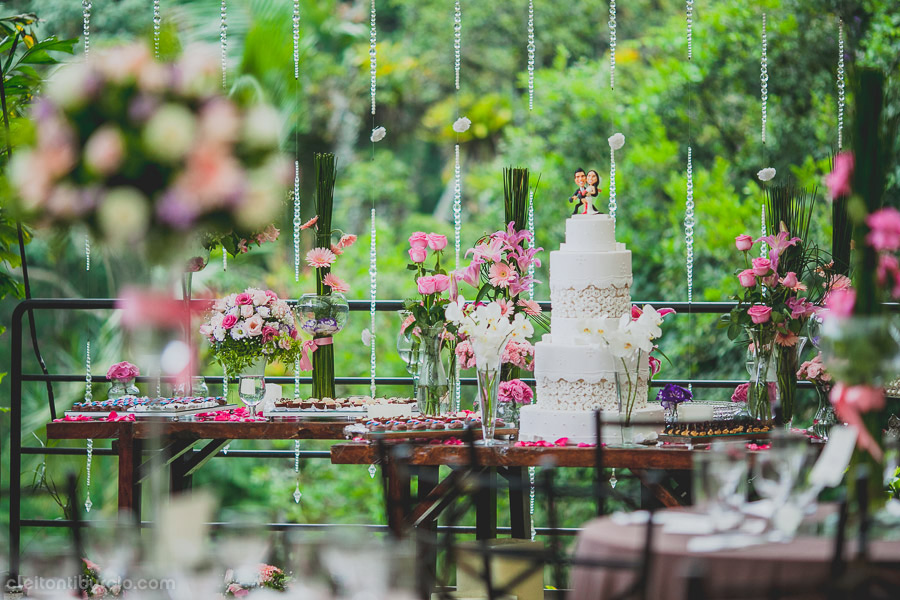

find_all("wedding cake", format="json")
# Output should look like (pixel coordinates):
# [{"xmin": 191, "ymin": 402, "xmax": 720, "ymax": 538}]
[{"xmin": 518, "ymin": 214, "xmax": 651, "ymax": 444}]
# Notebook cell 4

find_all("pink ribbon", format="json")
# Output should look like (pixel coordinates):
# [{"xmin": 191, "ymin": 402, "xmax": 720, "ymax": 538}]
[
  {"xmin": 830, "ymin": 382, "xmax": 886, "ymax": 462},
  {"xmin": 298, "ymin": 337, "xmax": 334, "ymax": 371}
]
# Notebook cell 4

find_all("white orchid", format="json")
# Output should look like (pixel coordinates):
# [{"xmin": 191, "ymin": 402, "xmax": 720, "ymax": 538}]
[
  {"xmin": 578, "ymin": 304, "xmax": 668, "ymax": 358},
  {"xmin": 445, "ymin": 297, "xmax": 533, "ymax": 363}
]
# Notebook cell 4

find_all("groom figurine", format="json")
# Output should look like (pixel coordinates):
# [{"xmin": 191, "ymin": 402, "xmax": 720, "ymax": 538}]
[{"xmin": 569, "ymin": 168, "xmax": 587, "ymax": 215}]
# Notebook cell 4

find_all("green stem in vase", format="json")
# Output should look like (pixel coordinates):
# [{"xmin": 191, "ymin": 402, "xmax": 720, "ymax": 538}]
[{"xmin": 312, "ymin": 343, "xmax": 335, "ymax": 399}]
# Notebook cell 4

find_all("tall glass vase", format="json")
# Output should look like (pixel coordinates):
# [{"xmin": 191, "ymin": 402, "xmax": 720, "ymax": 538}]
[
  {"xmin": 296, "ymin": 293, "xmax": 349, "ymax": 399},
  {"xmin": 808, "ymin": 385, "xmax": 837, "ymax": 441},
  {"xmin": 746, "ymin": 328, "xmax": 776, "ymax": 421},
  {"xmin": 614, "ymin": 350, "xmax": 649, "ymax": 434},
  {"xmin": 474, "ymin": 348, "xmax": 503, "ymax": 445},
  {"xmin": 775, "ymin": 337, "xmax": 807, "ymax": 428},
  {"xmin": 416, "ymin": 324, "xmax": 449, "ymax": 415}
]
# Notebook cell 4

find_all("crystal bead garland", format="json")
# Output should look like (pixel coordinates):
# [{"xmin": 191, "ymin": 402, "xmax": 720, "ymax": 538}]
[
  {"xmin": 528, "ymin": 190, "xmax": 535, "ymax": 299},
  {"xmin": 454, "ymin": 1, "xmax": 461, "ymax": 91},
  {"xmin": 527, "ymin": 0, "xmax": 535, "ymax": 110},
  {"xmin": 84, "ymin": 341, "xmax": 94, "ymax": 512},
  {"xmin": 293, "ymin": 162, "xmax": 301, "ymax": 282},
  {"xmin": 82, "ymin": 0, "xmax": 91, "ymax": 56},
  {"xmin": 453, "ymin": 144, "xmax": 462, "ymax": 412},
  {"xmin": 685, "ymin": 147, "xmax": 694, "ymax": 303},
  {"xmin": 837, "ymin": 18, "xmax": 845, "ymax": 150},
  {"xmin": 760, "ymin": 205, "xmax": 768, "ymax": 258},
  {"xmin": 608, "ymin": 0, "xmax": 616, "ymax": 89},
  {"xmin": 153, "ymin": 0, "xmax": 161, "ymax": 58},
  {"xmin": 220, "ymin": 0, "xmax": 228, "ymax": 272},
  {"xmin": 369, "ymin": 208, "xmax": 377, "ymax": 398},
  {"xmin": 686, "ymin": 0, "xmax": 693, "ymax": 61},
  {"xmin": 293, "ymin": 440, "xmax": 302, "ymax": 503},
  {"xmin": 529, "ymin": 465, "xmax": 536, "ymax": 540},
  {"xmin": 293, "ymin": 0, "xmax": 300, "ymax": 79},
  {"xmin": 760, "ymin": 13, "xmax": 768, "ymax": 145},
  {"xmin": 608, "ymin": 147, "xmax": 617, "ymax": 218},
  {"xmin": 85, "ymin": 438, "xmax": 93, "ymax": 512},
  {"xmin": 369, "ymin": 0, "xmax": 377, "ymax": 115}
]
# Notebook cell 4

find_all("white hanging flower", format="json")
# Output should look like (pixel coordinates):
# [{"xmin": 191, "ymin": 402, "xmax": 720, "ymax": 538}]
[
  {"xmin": 757, "ymin": 167, "xmax": 776, "ymax": 182},
  {"xmin": 370, "ymin": 126, "xmax": 387, "ymax": 142},
  {"xmin": 361, "ymin": 328, "xmax": 373, "ymax": 346},
  {"xmin": 452, "ymin": 117, "xmax": 471, "ymax": 133},
  {"xmin": 608, "ymin": 132, "xmax": 626, "ymax": 150}
]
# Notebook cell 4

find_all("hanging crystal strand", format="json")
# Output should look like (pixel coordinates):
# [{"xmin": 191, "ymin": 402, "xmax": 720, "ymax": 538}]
[
  {"xmin": 760, "ymin": 205, "xmax": 768, "ymax": 258},
  {"xmin": 684, "ymin": 148, "xmax": 694, "ymax": 304},
  {"xmin": 837, "ymin": 18, "xmax": 845, "ymax": 150},
  {"xmin": 293, "ymin": 1, "xmax": 300, "ymax": 78},
  {"xmin": 82, "ymin": 1, "xmax": 91, "ymax": 56},
  {"xmin": 293, "ymin": 162, "xmax": 301, "ymax": 282},
  {"xmin": 608, "ymin": 0, "xmax": 616, "ymax": 89},
  {"xmin": 454, "ymin": 1, "xmax": 461, "ymax": 91},
  {"xmin": 527, "ymin": 191, "xmax": 535, "ymax": 300},
  {"xmin": 220, "ymin": 0, "xmax": 228, "ymax": 90},
  {"xmin": 369, "ymin": 208, "xmax": 378, "ymax": 398},
  {"xmin": 686, "ymin": 0, "xmax": 693, "ymax": 61},
  {"xmin": 453, "ymin": 144, "xmax": 462, "ymax": 412},
  {"xmin": 527, "ymin": 0, "xmax": 535, "ymax": 110},
  {"xmin": 609, "ymin": 467, "xmax": 617, "ymax": 489},
  {"xmin": 760, "ymin": 13, "xmax": 768, "ymax": 145},
  {"xmin": 84, "ymin": 438, "xmax": 94, "ymax": 512},
  {"xmin": 529, "ymin": 465, "xmax": 536, "ymax": 540},
  {"xmin": 369, "ymin": 0, "xmax": 377, "ymax": 115},
  {"xmin": 292, "ymin": 440, "xmax": 302, "ymax": 503},
  {"xmin": 294, "ymin": 357, "xmax": 301, "ymax": 401},
  {"xmin": 608, "ymin": 148, "xmax": 617, "ymax": 218},
  {"xmin": 153, "ymin": 0, "xmax": 161, "ymax": 58}
]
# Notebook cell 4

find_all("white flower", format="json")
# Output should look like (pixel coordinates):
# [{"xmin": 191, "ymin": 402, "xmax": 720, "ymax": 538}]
[
  {"xmin": 370, "ymin": 126, "xmax": 387, "ymax": 142},
  {"xmin": 757, "ymin": 167, "xmax": 776, "ymax": 182},
  {"xmin": 210, "ymin": 313, "xmax": 225, "ymax": 327},
  {"xmin": 231, "ymin": 324, "xmax": 247, "ymax": 340},
  {"xmin": 361, "ymin": 328, "xmax": 373, "ymax": 346},
  {"xmin": 240, "ymin": 304, "xmax": 254, "ymax": 319},
  {"xmin": 452, "ymin": 117, "xmax": 472, "ymax": 133},
  {"xmin": 251, "ymin": 290, "xmax": 268, "ymax": 306},
  {"xmin": 213, "ymin": 326, "xmax": 226, "ymax": 342},
  {"xmin": 257, "ymin": 306, "xmax": 271, "ymax": 318},
  {"xmin": 608, "ymin": 132, "xmax": 625, "ymax": 150},
  {"xmin": 242, "ymin": 105, "xmax": 282, "ymax": 149}
]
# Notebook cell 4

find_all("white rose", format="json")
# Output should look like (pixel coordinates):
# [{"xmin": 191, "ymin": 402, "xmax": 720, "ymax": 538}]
[
  {"xmin": 257, "ymin": 306, "xmax": 271, "ymax": 318},
  {"xmin": 608, "ymin": 132, "xmax": 626, "ymax": 150},
  {"xmin": 213, "ymin": 326, "xmax": 226, "ymax": 341},
  {"xmin": 245, "ymin": 314, "xmax": 264, "ymax": 336},
  {"xmin": 452, "ymin": 117, "xmax": 471, "ymax": 133},
  {"xmin": 143, "ymin": 104, "xmax": 196, "ymax": 163},
  {"xmin": 370, "ymin": 126, "xmax": 387, "ymax": 142},
  {"xmin": 757, "ymin": 167, "xmax": 776, "ymax": 182},
  {"xmin": 239, "ymin": 305, "xmax": 252, "ymax": 318},
  {"xmin": 211, "ymin": 312, "xmax": 224, "ymax": 327}
]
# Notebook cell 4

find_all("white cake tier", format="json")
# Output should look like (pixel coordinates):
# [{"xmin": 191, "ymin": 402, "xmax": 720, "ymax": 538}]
[
  {"xmin": 549, "ymin": 283, "xmax": 631, "ymax": 320},
  {"xmin": 518, "ymin": 406, "xmax": 664, "ymax": 445},
  {"xmin": 549, "ymin": 249, "xmax": 632, "ymax": 294},
  {"xmin": 534, "ymin": 339, "xmax": 650, "ymax": 411},
  {"xmin": 560, "ymin": 213, "xmax": 617, "ymax": 252}
]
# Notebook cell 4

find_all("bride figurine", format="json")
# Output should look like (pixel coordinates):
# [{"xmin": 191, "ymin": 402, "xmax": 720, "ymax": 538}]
[{"xmin": 568, "ymin": 168, "xmax": 602, "ymax": 215}]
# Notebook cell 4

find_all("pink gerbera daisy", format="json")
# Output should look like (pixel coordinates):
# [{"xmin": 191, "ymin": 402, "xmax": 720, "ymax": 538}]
[
  {"xmin": 306, "ymin": 247, "xmax": 336, "ymax": 268},
  {"xmin": 488, "ymin": 262, "xmax": 516, "ymax": 288},
  {"xmin": 300, "ymin": 216, "xmax": 318, "ymax": 230},
  {"xmin": 323, "ymin": 273, "xmax": 349, "ymax": 293},
  {"xmin": 330, "ymin": 243, "xmax": 344, "ymax": 256},
  {"xmin": 339, "ymin": 234, "xmax": 358, "ymax": 248},
  {"xmin": 517, "ymin": 299, "xmax": 542, "ymax": 315}
]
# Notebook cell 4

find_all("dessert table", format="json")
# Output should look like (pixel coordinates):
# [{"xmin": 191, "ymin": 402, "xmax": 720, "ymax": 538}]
[
  {"xmin": 330, "ymin": 442, "xmax": 695, "ymax": 539},
  {"xmin": 569, "ymin": 508, "xmax": 900, "ymax": 600},
  {"xmin": 45, "ymin": 419, "xmax": 355, "ymax": 516}
]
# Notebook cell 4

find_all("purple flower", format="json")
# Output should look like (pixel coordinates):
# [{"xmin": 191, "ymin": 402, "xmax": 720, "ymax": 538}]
[{"xmin": 656, "ymin": 384, "xmax": 692, "ymax": 409}]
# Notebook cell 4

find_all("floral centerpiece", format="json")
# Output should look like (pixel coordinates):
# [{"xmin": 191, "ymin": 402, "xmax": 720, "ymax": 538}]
[
  {"xmin": 656, "ymin": 383, "xmax": 692, "ymax": 422},
  {"xmin": 403, "ymin": 231, "xmax": 455, "ymax": 414},
  {"xmin": 224, "ymin": 564, "xmax": 290, "ymax": 596},
  {"xmin": 445, "ymin": 298, "xmax": 534, "ymax": 443},
  {"xmin": 719, "ymin": 229, "xmax": 834, "ymax": 423},
  {"xmin": 106, "ymin": 361, "xmax": 140, "ymax": 399},
  {"xmin": 577, "ymin": 305, "xmax": 673, "ymax": 426},
  {"xmin": 9, "ymin": 43, "xmax": 290, "ymax": 265},
  {"xmin": 201, "ymin": 287, "xmax": 301, "ymax": 379},
  {"xmin": 498, "ymin": 378, "xmax": 533, "ymax": 427}
]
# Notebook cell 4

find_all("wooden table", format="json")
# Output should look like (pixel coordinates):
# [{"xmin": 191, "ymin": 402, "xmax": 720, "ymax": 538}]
[
  {"xmin": 45, "ymin": 419, "xmax": 355, "ymax": 517},
  {"xmin": 330, "ymin": 442, "xmax": 695, "ymax": 540}
]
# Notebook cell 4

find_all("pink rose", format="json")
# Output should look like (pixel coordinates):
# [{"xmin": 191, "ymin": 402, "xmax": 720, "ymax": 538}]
[
  {"xmin": 738, "ymin": 269, "xmax": 757, "ymax": 288},
  {"xmin": 779, "ymin": 271, "xmax": 798, "ymax": 289},
  {"xmin": 262, "ymin": 325, "xmax": 278, "ymax": 342},
  {"xmin": 417, "ymin": 276, "xmax": 437, "ymax": 295},
  {"xmin": 185, "ymin": 256, "xmax": 207, "ymax": 272},
  {"xmin": 426, "ymin": 233, "xmax": 448, "ymax": 251},
  {"xmin": 106, "ymin": 361, "xmax": 140, "ymax": 381},
  {"xmin": 825, "ymin": 151, "xmax": 854, "ymax": 200},
  {"xmin": 735, "ymin": 234, "xmax": 754, "ymax": 251},
  {"xmin": 235, "ymin": 292, "xmax": 253, "ymax": 305},
  {"xmin": 747, "ymin": 305, "xmax": 772, "ymax": 324},
  {"xmin": 279, "ymin": 337, "xmax": 292, "ymax": 350},
  {"xmin": 408, "ymin": 247, "xmax": 427, "ymax": 263},
  {"xmin": 731, "ymin": 382, "xmax": 749, "ymax": 403},
  {"xmin": 221, "ymin": 314, "xmax": 238, "ymax": 329},
  {"xmin": 826, "ymin": 288, "xmax": 856, "ymax": 319},
  {"xmin": 245, "ymin": 314, "xmax": 264, "ymax": 336},
  {"xmin": 409, "ymin": 232, "xmax": 429, "ymax": 249},
  {"xmin": 432, "ymin": 274, "xmax": 451, "ymax": 293},
  {"xmin": 264, "ymin": 290, "xmax": 278, "ymax": 305},
  {"xmin": 830, "ymin": 382, "xmax": 886, "ymax": 461},
  {"xmin": 751, "ymin": 257, "xmax": 772, "ymax": 276},
  {"xmin": 455, "ymin": 339, "xmax": 476, "ymax": 369},
  {"xmin": 866, "ymin": 207, "xmax": 900, "ymax": 252}
]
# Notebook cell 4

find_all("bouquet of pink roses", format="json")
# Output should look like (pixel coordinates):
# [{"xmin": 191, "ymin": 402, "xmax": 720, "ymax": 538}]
[
  {"xmin": 106, "ymin": 361, "xmax": 139, "ymax": 382},
  {"xmin": 403, "ymin": 231, "xmax": 453, "ymax": 332},
  {"xmin": 201, "ymin": 287, "xmax": 301, "ymax": 375}
]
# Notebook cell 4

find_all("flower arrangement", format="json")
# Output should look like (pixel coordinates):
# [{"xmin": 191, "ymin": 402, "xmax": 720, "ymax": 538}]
[
  {"xmin": 656, "ymin": 383, "xmax": 692, "ymax": 411},
  {"xmin": 10, "ymin": 43, "xmax": 290, "ymax": 264},
  {"xmin": 106, "ymin": 361, "xmax": 139, "ymax": 382},
  {"xmin": 498, "ymin": 378, "xmax": 533, "ymax": 426},
  {"xmin": 80, "ymin": 558, "xmax": 123, "ymax": 598},
  {"xmin": 224, "ymin": 564, "xmax": 289, "ymax": 596},
  {"xmin": 200, "ymin": 287, "xmax": 301, "ymax": 376},
  {"xmin": 576, "ymin": 304, "xmax": 674, "ymax": 424},
  {"xmin": 403, "ymin": 231, "xmax": 452, "ymax": 331}
]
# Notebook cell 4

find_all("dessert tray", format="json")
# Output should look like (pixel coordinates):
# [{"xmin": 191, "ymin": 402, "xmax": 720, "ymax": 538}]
[
  {"xmin": 270, "ymin": 396, "xmax": 417, "ymax": 420},
  {"xmin": 346, "ymin": 415, "xmax": 517, "ymax": 441},
  {"xmin": 65, "ymin": 397, "xmax": 235, "ymax": 419},
  {"xmin": 657, "ymin": 419, "xmax": 773, "ymax": 444}
]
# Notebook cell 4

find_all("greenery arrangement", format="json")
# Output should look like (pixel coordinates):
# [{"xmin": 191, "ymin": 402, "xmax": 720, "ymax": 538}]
[{"xmin": 309, "ymin": 152, "xmax": 338, "ymax": 398}]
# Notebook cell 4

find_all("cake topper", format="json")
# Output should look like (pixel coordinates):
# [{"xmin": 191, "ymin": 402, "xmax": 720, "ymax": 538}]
[{"xmin": 568, "ymin": 168, "xmax": 603, "ymax": 215}]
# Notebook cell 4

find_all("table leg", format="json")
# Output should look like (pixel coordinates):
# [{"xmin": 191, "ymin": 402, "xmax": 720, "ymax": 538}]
[
  {"xmin": 634, "ymin": 469, "xmax": 683, "ymax": 509},
  {"xmin": 117, "ymin": 425, "xmax": 136, "ymax": 515},
  {"xmin": 475, "ymin": 468, "xmax": 497, "ymax": 540},
  {"xmin": 385, "ymin": 459, "xmax": 410, "ymax": 538},
  {"xmin": 415, "ymin": 466, "xmax": 439, "ymax": 600},
  {"xmin": 505, "ymin": 466, "xmax": 531, "ymax": 539}
]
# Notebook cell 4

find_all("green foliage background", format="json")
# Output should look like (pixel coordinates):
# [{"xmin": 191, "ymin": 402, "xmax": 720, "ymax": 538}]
[{"xmin": 1, "ymin": 0, "xmax": 899, "ymax": 562}]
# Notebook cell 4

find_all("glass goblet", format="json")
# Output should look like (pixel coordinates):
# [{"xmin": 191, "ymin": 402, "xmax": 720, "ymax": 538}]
[{"xmin": 239, "ymin": 375, "xmax": 266, "ymax": 418}]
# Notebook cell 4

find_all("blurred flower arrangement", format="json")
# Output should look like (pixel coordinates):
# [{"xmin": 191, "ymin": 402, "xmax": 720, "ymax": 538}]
[
  {"xmin": 576, "ymin": 304, "xmax": 673, "ymax": 424},
  {"xmin": 224, "ymin": 564, "xmax": 289, "ymax": 596},
  {"xmin": 201, "ymin": 287, "xmax": 301, "ymax": 376},
  {"xmin": 797, "ymin": 352, "xmax": 838, "ymax": 440},
  {"xmin": 106, "ymin": 361, "xmax": 140, "ymax": 382},
  {"xmin": 80, "ymin": 558, "xmax": 124, "ymax": 598},
  {"xmin": 9, "ymin": 42, "xmax": 290, "ymax": 263}
]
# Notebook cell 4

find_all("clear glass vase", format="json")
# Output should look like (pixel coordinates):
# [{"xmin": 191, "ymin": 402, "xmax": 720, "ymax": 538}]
[
  {"xmin": 475, "ymin": 349, "xmax": 503, "ymax": 445},
  {"xmin": 746, "ymin": 327, "xmax": 776, "ymax": 422},
  {"xmin": 497, "ymin": 402, "xmax": 520, "ymax": 428},
  {"xmin": 416, "ymin": 324, "xmax": 449, "ymax": 416},
  {"xmin": 108, "ymin": 378, "xmax": 140, "ymax": 400},
  {"xmin": 396, "ymin": 310, "xmax": 421, "ymax": 397},
  {"xmin": 774, "ymin": 336, "xmax": 807, "ymax": 428},
  {"xmin": 296, "ymin": 293, "xmax": 349, "ymax": 399},
  {"xmin": 808, "ymin": 385, "xmax": 837, "ymax": 441},
  {"xmin": 614, "ymin": 350, "xmax": 649, "ymax": 428}
]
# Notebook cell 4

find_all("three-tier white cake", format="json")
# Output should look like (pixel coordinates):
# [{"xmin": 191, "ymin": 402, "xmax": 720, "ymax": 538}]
[{"xmin": 518, "ymin": 214, "xmax": 651, "ymax": 444}]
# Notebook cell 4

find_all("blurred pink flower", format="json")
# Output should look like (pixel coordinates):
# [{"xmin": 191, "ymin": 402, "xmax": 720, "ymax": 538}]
[
  {"xmin": 825, "ymin": 151, "xmax": 854, "ymax": 199},
  {"xmin": 831, "ymin": 382, "xmax": 884, "ymax": 461},
  {"xmin": 866, "ymin": 207, "xmax": 900, "ymax": 252},
  {"xmin": 825, "ymin": 288, "xmax": 856, "ymax": 318}
]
